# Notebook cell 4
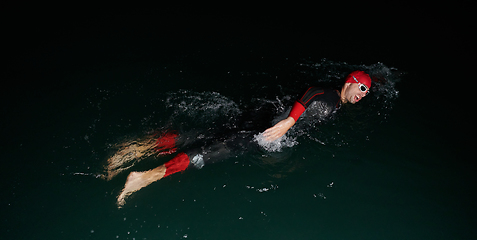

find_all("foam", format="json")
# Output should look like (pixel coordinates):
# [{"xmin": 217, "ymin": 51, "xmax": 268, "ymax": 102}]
[{"xmin": 253, "ymin": 132, "xmax": 298, "ymax": 152}]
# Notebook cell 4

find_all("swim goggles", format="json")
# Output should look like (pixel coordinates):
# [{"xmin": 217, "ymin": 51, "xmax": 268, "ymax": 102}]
[{"xmin": 352, "ymin": 76, "xmax": 370, "ymax": 95}]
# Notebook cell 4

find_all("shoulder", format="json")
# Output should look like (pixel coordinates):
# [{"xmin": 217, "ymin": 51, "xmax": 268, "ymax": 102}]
[
  {"xmin": 299, "ymin": 87, "xmax": 324, "ymax": 100},
  {"xmin": 304, "ymin": 87, "xmax": 324, "ymax": 94}
]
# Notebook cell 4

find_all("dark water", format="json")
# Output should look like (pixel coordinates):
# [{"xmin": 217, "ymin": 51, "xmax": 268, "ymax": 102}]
[{"xmin": 2, "ymin": 9, "xmax": 474, "ymax": 240}]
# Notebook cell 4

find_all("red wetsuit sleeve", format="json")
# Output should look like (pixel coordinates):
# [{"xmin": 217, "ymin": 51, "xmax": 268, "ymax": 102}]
[
  {"xmin": 288, "ymin": 101, "xmax": 306, "ymax": 122},
  {"xmin": 288, "ymin": 87, "xmax": 326, "ymax": 122},
  {"xmin": 164, "ymin": 153, "xmax": 190, "ymax": 178}
]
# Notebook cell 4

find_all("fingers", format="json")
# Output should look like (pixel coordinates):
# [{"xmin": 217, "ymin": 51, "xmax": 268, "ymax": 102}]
[
  {"xmin": 262, "ymin": 127, "xmax": 282, "ymax": 142},
  {"xmin": 262, "ymin": 127, "xmax": 274, "ymax": 137},
  {"xmin": 265, "ymin": 135, "xmax": 279, "ymax": 142},
  {"xmin": 264, "ymin": 125, "xmax": 286, "ymax": 141},
  {"xmin": 262, "ymin": 117, "xmax": 295, "ymax": 142},
  {"xmin": 262, "ymin": 127, "xmax": 276, "ymax": 138}
]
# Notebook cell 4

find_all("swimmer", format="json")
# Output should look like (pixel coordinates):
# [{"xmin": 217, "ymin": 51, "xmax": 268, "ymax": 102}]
[
  {"xmin": 263, "ymin": 70, "xmax": 372, "ymax": 142},
  {"xmin": 108, "ymin": 70, "xmax": 372, "ymax": 207}
]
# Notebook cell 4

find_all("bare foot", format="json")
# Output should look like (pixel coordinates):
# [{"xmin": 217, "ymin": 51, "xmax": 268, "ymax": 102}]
[{"xmin": 117, "ymin": 165, "xmax": 167, "ymax": 207}]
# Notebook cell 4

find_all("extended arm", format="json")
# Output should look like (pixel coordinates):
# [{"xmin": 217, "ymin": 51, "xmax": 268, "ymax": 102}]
[
  {"xmin": 262, "ymin": 87, "xmax": 324, "ymax": 142},
  {"xmin": 263, "ymin": 116, "xmax": 296, "ymax": 142},
  {"xmin": 263, "ymin": 100, "xmax": 304, "ymax": 142}
]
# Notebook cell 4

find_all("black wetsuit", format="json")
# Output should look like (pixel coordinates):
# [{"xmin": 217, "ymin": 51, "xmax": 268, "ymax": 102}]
[
  {"xmin": 186, "ymin": 87, "xmax": 341, "ymax": 169},
  {"xmin": 288, "ymin": 87, "xmax": 341, "ymax": 122}
]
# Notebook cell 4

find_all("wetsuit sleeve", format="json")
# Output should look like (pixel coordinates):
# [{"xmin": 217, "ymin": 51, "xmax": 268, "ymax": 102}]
[
  {"xmin": 288, "ymin": 101, "xmax": 306, "ymax": 122},
  {"xmin": 288, "ymin": 87, "xmax": 325, "ymax": 122}
]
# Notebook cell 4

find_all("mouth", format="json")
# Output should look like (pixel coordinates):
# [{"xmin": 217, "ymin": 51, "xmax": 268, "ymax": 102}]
[{"xmin": 354, "ymin": 95, "xmax": 360, "ymax": 103}]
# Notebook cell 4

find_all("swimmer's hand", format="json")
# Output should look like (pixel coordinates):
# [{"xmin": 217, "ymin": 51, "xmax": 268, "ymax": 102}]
[{"xmin": 263, "ymin": 117, "xmax": 296, "ymax": 142}]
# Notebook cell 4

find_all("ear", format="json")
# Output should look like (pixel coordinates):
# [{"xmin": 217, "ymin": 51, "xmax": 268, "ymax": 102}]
[{"xmin": 343, "ymin": 82, "xmax": 351, "ymax": 90}]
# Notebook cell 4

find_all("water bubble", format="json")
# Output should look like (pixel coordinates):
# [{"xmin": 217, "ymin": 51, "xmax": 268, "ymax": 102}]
[{"xmin": 257, "ymin": 187, "xmax": 269, "ymax": 192}]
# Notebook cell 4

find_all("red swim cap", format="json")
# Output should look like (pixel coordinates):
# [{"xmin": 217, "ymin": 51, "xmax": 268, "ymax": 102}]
[{"xmin": 345, "ymin": 70, "xmax": 372, "ymax": 89}]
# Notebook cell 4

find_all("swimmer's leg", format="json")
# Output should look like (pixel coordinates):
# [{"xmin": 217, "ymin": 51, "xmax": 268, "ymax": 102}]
[
  {"xmin": 116, "ymin": 140, "xmax": 235, "ymax": 207},
  {"xmin": 104, "ymin": 136, "xmax": 157, "ymax": 181},
  {"xmin": 154, "ymin": 131, "xmax": 178, "ymax": 156},
  {"xmin": 104, "ymin": 131, "xmax": 179, "ymax": 181},
  {"xmin": 117, "ymin": 152, "xmax": 190, "ymax": 207}
]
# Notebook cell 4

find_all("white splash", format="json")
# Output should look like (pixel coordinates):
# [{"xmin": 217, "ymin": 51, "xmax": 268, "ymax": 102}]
[{"xmin": 253, "ymin": 132, "xmax": 298, "ymax": 152}]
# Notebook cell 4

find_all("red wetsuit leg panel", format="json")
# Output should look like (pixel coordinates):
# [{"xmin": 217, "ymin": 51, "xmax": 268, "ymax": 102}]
[
  {"xmin": 288, "ymin": 101, "xmax": 306, "ymax": 122},
  {"xmin": 164, "ymin": 153, "xmax": 190, "ymax": 178},
  {"xmin": 155, "ymin": 132, "xmax": 178, "ymax": 155}
]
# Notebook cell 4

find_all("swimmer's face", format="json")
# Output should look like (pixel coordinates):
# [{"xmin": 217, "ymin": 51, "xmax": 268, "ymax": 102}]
[{"xmin": 343, "ymin": 83, "xmax": 368, "ymax": 104}]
